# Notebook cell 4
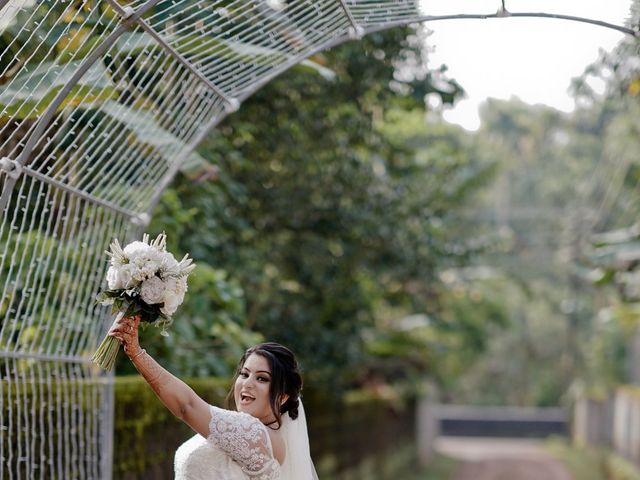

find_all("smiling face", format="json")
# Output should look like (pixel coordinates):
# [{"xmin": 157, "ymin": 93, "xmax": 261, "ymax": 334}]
[{"xmin": 233, "ymin": 353, "xmax": 275, "ymax": 423}]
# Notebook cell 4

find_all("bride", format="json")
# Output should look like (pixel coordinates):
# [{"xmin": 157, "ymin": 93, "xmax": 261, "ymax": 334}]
[{"xmin": 109, "ymin": 315, "xmax": 318, "ymax": 479}]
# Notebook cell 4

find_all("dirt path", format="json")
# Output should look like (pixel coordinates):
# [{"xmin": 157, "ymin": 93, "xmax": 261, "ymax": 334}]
[{"xmin": 435, "ymin": 437, "xmax": 573, "ymax": 480}]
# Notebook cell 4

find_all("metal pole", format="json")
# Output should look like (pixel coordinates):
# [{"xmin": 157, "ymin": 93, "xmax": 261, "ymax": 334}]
[
  {"xmin": 104, "ymin": 0, "xmax": 239, "ymax": 111},
  {"xmin": 336, "ymin": 0, "xmax": 364, "ymax": 38}
]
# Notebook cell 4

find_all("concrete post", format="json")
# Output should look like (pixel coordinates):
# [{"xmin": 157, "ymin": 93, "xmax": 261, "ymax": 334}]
[{"xmin": 417, "ymin": 399, "xmax": 439, "ymax": 467}]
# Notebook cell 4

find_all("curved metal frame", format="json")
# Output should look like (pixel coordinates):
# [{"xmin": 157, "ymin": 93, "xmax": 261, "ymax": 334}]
[
  {"xmin": 415, "ymin": 11, "xmax": 638, "ymax": 37},
  {"xmin": 0, "ymin": 0, "xmax": 163, "ymax": 215},
  {"xmin": 1, "ymin": 4, "xmax": 634, "ymax": 220},
  {"xmin": 144, "ymin": 9, "xmax": 637, "ymax": 218}
]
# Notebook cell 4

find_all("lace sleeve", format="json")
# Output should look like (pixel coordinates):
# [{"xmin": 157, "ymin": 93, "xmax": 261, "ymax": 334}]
[{"xmin": 207, "ymin": 406, "xmax": 280, "ymax": 479}]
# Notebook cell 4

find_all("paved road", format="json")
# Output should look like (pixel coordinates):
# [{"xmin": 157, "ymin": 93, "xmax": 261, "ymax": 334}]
[{"xmin": 435, "ymin": 437, "xmax": 573, "ymax": 480}]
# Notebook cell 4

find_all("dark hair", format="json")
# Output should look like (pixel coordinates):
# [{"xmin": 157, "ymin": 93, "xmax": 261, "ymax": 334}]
[{"xmin": 226, "ymin": 342, "xmax": 302, "ymax": 429}]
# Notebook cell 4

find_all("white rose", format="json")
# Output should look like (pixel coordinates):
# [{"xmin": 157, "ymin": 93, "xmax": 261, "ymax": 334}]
[
  {"xmin": 161, "ymin": 294, "xmax": 180, "ymax": 316},
  {"xmin": 106, "ymin": 266, "xmax": 120, "ymax": 289},
  {"xmin": 106, "ymin": 264, "xmax": 135, "ymax": 290},
  {"xmin": 140, "ymin": 276, "xmax": 166, "ymax": 305},
  {"xmin": 160, "ymin": 277, "xmax": 187, "ymax": 316}
]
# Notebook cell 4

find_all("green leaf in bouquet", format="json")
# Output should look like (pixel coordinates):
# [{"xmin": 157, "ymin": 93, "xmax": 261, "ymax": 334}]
[
  {"xmin": 95, "ymin": 292, "xmax": 111, "ymax": 304},
  {"xmin": 123, "ymin": 301, "xmax": 140, "ymax": 318},
  {"xmin": 111, "ymin": 297, "xmax": 126, "ymax": 314},
  {"xmin": 96, "ymin": 289, "xmax": 119, "ymax": 299}
]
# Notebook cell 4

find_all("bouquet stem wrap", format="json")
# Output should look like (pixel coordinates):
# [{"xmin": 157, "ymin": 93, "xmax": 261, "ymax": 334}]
[{"xmin": 91, "ymin": 312, "xmax": 125, "ymax": 371}]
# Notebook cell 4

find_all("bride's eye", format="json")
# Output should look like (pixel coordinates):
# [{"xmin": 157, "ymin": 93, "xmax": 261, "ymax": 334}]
[
  {"xmin": 258, "ymin": 376, "xmax": 270, "ymax": 382},
  {"xmin": 239, "ymin": 371, "xmax": 249, "ymax": 378}
]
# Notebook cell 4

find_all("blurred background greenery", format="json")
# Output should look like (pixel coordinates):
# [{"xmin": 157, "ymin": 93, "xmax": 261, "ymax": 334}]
[{"xmin": 114, "ymin": 3, "xmax": 640, "ymax": 414}]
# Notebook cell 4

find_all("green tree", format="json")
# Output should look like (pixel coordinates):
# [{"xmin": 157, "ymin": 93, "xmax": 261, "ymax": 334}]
[{"xmin": 150, "ymin": 28, "xmax": 502, "ymax": 391}]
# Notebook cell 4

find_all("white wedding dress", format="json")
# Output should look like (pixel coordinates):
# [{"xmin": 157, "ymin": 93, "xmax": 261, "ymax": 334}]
[
  {"xmin": 175, "ymin": 403, "xmax": 318, "ymax": 480},
  {"xmin": 174, "ymin": 405, "xmax": 280, "ymax": 480}
]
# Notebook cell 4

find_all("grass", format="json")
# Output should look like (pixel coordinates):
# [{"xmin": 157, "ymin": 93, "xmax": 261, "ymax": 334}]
[
  {"xmin": 546, "ymin": 438, "xmax": 640, "ymax": 480},
  {"xmin": 316, "ymin": 445, "xmax": 460, "ymax": 480},
  {"xmin": 405, "ymin": 453, "xmax": 460, "ymax": 480}
]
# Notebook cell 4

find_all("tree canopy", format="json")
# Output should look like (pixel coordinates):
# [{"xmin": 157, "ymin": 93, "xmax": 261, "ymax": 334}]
[
  {"xmin": 144, "ymin": 27, "xmax": 502, "ymax": 393},
  {"xmin": 137, "ymin": 4, "xmax": 640, "ymax": 405}
]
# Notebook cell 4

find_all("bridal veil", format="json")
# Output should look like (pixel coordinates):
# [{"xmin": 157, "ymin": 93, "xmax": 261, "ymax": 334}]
[{"xmin": 278, "ymin": 400, "xmax": 319, "ymax": 480}]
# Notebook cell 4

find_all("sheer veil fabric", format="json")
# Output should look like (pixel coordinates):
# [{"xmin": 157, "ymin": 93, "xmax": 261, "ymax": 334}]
[{"xmin": 279, "ymin": 400, "xmax": 319, "ymax": 480}]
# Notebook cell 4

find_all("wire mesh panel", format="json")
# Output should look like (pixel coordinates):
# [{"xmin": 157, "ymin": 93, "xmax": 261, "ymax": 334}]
[
  {"xmin": 0, "ymin": 0, "xmax": 428, "ymax": 478},
  {"xmin": 137, "ymin": 0, "xmax": 352, "ymax": 98},
  {"xmin": 349, "ymin": 0, "xmax": 421, "ymax": 25},
  {"xmin": 0, "ymin": 175, "xmax": 130, "ymax": 359},
  {"xmin": 0, "ymin": 172, "xmax": 127, "ymax": 478},
  {"xmin": 1, "ymin": 360, "xmax": 108, "ymax": 479}
]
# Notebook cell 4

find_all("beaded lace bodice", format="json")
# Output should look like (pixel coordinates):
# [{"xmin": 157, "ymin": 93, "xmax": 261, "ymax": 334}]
[{"xmin": 174, "ymin": 405, "xmax": 280, "ymax": 480}]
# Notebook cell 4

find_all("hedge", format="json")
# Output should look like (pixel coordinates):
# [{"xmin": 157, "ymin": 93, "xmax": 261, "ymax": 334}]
[
  {"xmin": 113, "ymin": 376, "xmax": 417, "ymax": 479},
  {"xmin": 1, "ymin": 375, "xmax": 418, "ymax": 479}
]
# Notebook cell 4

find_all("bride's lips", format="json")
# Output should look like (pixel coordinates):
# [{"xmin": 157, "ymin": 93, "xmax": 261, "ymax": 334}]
[{"xmin": 239, "ymin": 392, "xmax": 255, "ymax": 405}]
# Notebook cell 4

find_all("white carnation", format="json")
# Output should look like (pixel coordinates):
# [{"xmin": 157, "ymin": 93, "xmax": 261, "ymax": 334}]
[
  {"xmin": 123, "ymin": 241, "xmax": 150, "ymax": 256},
  {"xmin": 129, "ymin": 247, "xmax": 165, "ymax": 282},
  {"xmin": 140, "ymin": 276, "xmax": 166, "ymax": 305}
]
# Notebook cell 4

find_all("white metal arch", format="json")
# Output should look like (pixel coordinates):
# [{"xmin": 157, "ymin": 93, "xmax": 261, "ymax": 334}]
[{"xmin": 0, "ymin": 1, "xmax": 635, "ymax": 478}]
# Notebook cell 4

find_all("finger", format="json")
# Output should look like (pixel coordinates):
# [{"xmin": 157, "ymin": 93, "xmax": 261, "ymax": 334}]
[
  {"xmin": 110, "ymin": 328, "xmax": 130, "ymax": 339},
  {"xmin": 113, "ymin": 321, "xmax": 128, "ymax": 331},
  {"xmin": 109, "ymin": 333, "xmax": 123, "ymax": 343}
]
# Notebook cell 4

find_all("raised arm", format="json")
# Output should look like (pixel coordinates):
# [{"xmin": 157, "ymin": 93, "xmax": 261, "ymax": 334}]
[{"xmin": 109, "ymin": 315, "xmax": 210, "ymax": 437}]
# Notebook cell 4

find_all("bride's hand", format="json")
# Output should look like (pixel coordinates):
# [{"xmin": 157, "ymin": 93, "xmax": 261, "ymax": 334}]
[{"xmin": 108, "ymin": 314, "xmax": 142, "ymax": 359}]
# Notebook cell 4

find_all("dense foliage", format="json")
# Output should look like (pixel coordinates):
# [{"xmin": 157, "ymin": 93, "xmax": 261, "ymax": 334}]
[
  {"xmin": 145, "ymin": 28, "xmax": 503, "ymax": 393},
  {"xmin": 145, "ymin": 8, "xmax": 640, "ymax": 404}
]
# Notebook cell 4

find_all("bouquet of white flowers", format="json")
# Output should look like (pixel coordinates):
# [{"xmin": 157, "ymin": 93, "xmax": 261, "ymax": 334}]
[{"xmin": 92, "ymin": 232, "xmax": 195, "ymax": 370}]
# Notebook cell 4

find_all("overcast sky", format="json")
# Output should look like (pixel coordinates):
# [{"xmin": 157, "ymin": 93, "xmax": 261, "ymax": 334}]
[{"xmin": 421, "ymin": 0, "xmax": 633, "ymax": 130}]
